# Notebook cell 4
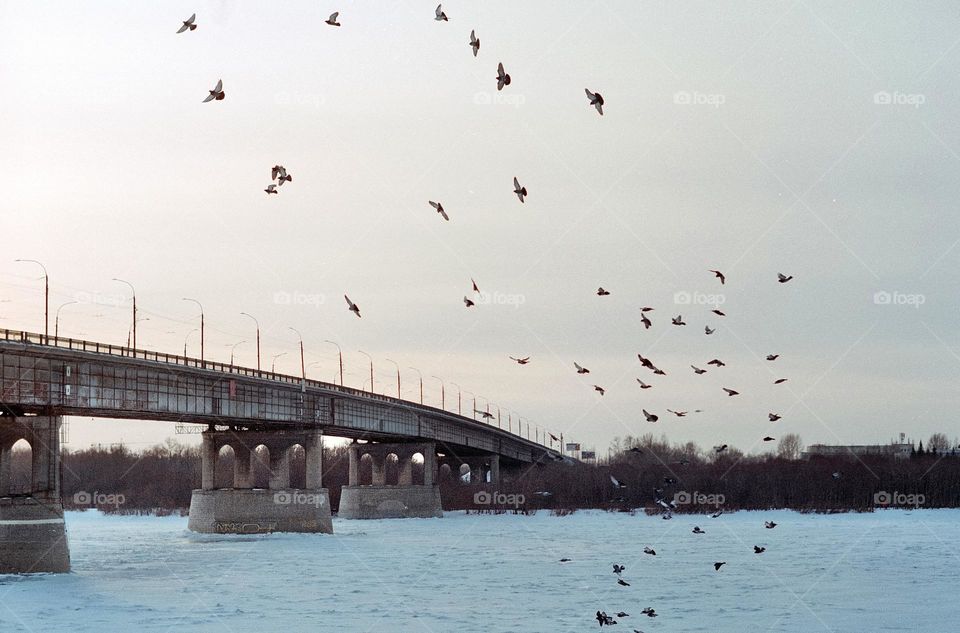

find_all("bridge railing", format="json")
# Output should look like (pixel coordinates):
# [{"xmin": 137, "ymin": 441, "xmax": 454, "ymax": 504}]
[{"xmin": 0, "ymin": 328, "xmax": 562, "ymax": 452}]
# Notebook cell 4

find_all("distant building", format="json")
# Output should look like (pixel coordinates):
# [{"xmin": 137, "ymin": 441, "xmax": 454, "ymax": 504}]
[{"xmin": 802, "ymin": 443, "xmax": 913, "ymax": 460}]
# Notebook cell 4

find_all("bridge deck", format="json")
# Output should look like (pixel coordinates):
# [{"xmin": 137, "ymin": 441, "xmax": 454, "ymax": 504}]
[{"xmin": 0, "ymin": 329, "xmax": 561, "ymax": 463}]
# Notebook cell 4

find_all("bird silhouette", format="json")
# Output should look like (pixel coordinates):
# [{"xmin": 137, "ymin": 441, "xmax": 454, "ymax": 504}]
[
  {"xmin": 325, "ymin": 12, "xmax": 341, "ymax": 26},
  {"xmin": 264, "ymin": 184, "xmax": 278, "ymax": 195},
  {"xmin": 672, "ymin": 315, "xmax": 686, "ymax": 326},
  {"xmin": 463, "ymin": 296, "xmax": 475, "ymax": 307},
  {"xmin": 714, "ymin": 561, "xmax": 726, "ymax": 571},
  {"xmin": 643, "ymin": 409, "xmax": 658, "ymax": 423},
  {"xmin": 496, "ymin": 62, "xmax": 511, "ymax": 90},
  {"xmin": 769, "ymin": 413, "xmax": 781, "ymax": 421},
  {"xmin": 469, "ymin": 30, "xmax": 480, "ymax": 56},
  {"xmin": 707, "ymin": 359, "xmax": 725, "ymax": 367},
  {"xmin": 429, "ymin": 201, "xmax": 449, "ymax": 221},
  {"xmin": 510, "ymin": 356, "xmax": 530, "ymax": 364},
  {"xmin": 637, "ymin": 379, "xmax": 652, "ymax": 389},
  {"xmin": 574, "ymin": 362, "xmax": 590, "ymax": 374},
  {"xmin": 594, "ymin": 385, "xmax": 606, "ymax": 395},
  {"xmin": 513, "ymin": 177, "xmax": 527, "ymax": 203},
  {"xmin": 344, "ymin": 295, "xmax": 361, "ymax": 318},
  {"xmin": 692, "ymin": 365, "xmax": 707, "ymax": 375},
  {"xmin": 643, "ymin": 547, "xmax": 656, "ymax": 556},
  {"xmin": 202, "ymin": 79, "xmax": 225, "ymax": 102},
  {"xmin": 434, "ymin": 4, "xmax": 448, "ymax": 21},
  {"xmin": 597, "ymin": 287, "xmax": 610, "ymax": 296},
  {"xmin": 754, "ymin": 546, "xmax": 766, "ymax": 554},
  {"xmin": 585, "ymin": 89, "xmax": 605, "ymax": 115},
  {"xmin": 709, "ymin": 269, "xmax": 726, "ymax": 284},
  {"xmin": 777, "ymin": 273, "xmax": 793, "ymax": 283},
  {"xmin": 765, "ymin": 521, "xmax": 778, "ymax": 529},
  {"xmin": 723, "ymin": 388, "xmax": 739, "ymax": 396},
  {"xmin": 766, "ymin": 354, "xmax": 779, "ymax": 361},
  {"xmin": 177, "ymin": 13, "xmax": 197, "ymax": 33}
]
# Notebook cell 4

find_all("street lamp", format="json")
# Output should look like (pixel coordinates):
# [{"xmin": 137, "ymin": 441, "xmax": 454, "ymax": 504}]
[
  {"xmin": 228, "ymin": 341, "xmax": 245, "ymax": 366},
  {"xmin": 431, "ymin": 375, "xmax": 445, "ymax": 410},
  {"xmin": 271, "ymin": 352, "xmax": 287, "ymax": 373},
  {"xmin": 289, "ymin": 327, "xmax": 306, "ymax": 380},
  {"xmin": 408, "ymin": 366, "xmax": 423, "ymax": 404},
  {"xmin": 182, "ymin": 298, "xmax": 204, "ymax": 363},
  {"xmin": 464, "ymin": 391, "xmax": 476, "ymax": 420},
  {"xmin": 324, "ymin": 340, "xmax": 343, "ymax": 386},
  {"xmin": 16, "ymin": 259, "xmax": 48, "ymax": 342},
  {"xmin": 358, "ymin": 350, "xmax": 374, "ymax": 393},
  {"xmin": 240, "ymin": 312, "xmax": 260, "ymax": 371},
  {"xmin": 54, "ymin": 300, "xmax": 77, "ymax": 339},
  {"xmin": 385, "ymin": 358, "xmax": 401, "ymax": 398},
  {"xmin": 449, "ymin": 382, "xmax": 463, "ymax": 415},
  {"xmin": 112, "ymin": 278, "xmax": 136, "ymax": 350},
  {"xmin": 184, "ymin": 328, "xmax": 198, "ymax": 357},
  {"xmin": 488, "ymin": 402, "xmax": 501, "ymax": 429}
]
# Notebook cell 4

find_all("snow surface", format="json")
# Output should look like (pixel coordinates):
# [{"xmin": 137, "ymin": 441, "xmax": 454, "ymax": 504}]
[{"xmin": 0, "ymin": 509, "xmax": 955, "ymax": 632}]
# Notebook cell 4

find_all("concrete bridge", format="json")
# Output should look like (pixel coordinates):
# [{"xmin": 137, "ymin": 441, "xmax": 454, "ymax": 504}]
[{"xmin": 0, "ymin": 329, "xmax": 564, "ymax": 573}]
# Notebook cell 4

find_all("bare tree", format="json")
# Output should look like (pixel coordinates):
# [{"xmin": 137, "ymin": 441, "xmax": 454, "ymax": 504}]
[
  {"xmin": 928, "ymin": 433, "xmax": 950, "ymax": 453},
  {"xmin": 777, "ymin": 434, "xmax": 804, "ymax": 460}
]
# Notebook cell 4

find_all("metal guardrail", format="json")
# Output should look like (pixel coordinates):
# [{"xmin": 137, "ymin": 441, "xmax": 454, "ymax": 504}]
[{"xmin": 0, "ymin": 328, "xmax": 560, "ymax": 452}]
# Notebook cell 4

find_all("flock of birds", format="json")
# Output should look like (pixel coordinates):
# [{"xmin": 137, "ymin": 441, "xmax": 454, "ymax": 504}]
[{"xmin": 174, "ymin": 9, "xmax": 809, "ymax": 626}]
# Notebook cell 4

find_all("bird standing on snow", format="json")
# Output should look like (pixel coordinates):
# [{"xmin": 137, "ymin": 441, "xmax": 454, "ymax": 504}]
[
  {"xmin": 177, "ymin": 13, "xmax": 197, "ymax": 33},
  {"xmin": 585, "ymin": 89, "xmax": 604, "ymax": 115}
]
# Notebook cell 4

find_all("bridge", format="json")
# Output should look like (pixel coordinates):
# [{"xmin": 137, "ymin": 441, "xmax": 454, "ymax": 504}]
[{"xmin": 0, "ymin": 328, "xmax": 565, "ymax": 573}]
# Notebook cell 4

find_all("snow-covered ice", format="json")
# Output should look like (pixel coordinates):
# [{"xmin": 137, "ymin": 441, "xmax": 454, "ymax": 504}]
[{"xmin": 0, "ymin": 509, "xmax": 955, "ymax": 632}]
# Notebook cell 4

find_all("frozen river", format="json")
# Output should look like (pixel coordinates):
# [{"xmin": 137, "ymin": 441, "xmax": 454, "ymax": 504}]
[{"xmin": 0, "ymin": 509, "xmax": 954, "ymax": 632}]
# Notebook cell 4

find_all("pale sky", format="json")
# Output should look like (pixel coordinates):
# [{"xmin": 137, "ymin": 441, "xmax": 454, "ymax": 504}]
[{"xmin": 2, "ymin": 1, "xmax": 959, "ymax": 455}]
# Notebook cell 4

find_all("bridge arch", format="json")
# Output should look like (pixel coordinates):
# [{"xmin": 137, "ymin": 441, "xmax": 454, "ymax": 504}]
[
  {"xmin": 215, "ymin": 445, "xmax": 235, "ymax": 489},
  {"xmin": 384, "ymin": 453, "xmax": 399, "ymax": 485},
  {"xmin": 252, "ymin": 444, "xmax": 271, "ymax": 489}
]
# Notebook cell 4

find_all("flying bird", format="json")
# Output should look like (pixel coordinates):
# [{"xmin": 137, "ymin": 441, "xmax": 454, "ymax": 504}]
[
  {"xmin": 510, "ymin": 356, "xmax": 530, "ymax": 365},
  {"xmin": 597, "ymin": 287, "xmax": 610, "ymax": 296},
  {"xmin": 177, "ymin": 13, "xmax": 197, "ymax": 33},
  {"xmin": 777, "ymin": 273, "xmax": 793, "ymax": 283},
  {"xmin": 754, "ymin": 546, "xmax": 766, "ymax": 554},
  {"xmin": 429, "ymin": 201, "xmax": 449, "ymax": 221},
  {"xmin": 712, "ymin": 309, "xmax": 726, "ymax": 316},
  {"xmin": 711, "ymin": 510, "xmax": 723, "ymax": 518},
  {"xmin": 714, "ymin": 562, "xmax": 726, "ymax": 571},
  {"xmin": 496, "ymin": 62, "xmax": 511, "ymax": 90},
  {"xmin": 643, "ymin": 409, "xmax": 658, "ymax": 423},
  {"xmin": 574, "ymin": 362, "xmax": 590, "ymax": 374},
  {"xmin": 692, "ymin": 526, "xmax": 705, "ymax": 534},
  {"xmin": 264, "ymin": 184, "xmax": 278, "ymax": 195},
  {"xmin": 715, "ymin": 444, "xmax": 729, "ymax": 453},
  {"xmin": 722, "ymin": 388, "xmax": 739, "ymax": 396},
  {"xmin": 763, "ymin": 436, "xmax": 775, "ymax": 442},
  {"xmin": 709, "ymin": 269, "xmax": 726, "ymax": 284},
  {"xmin": 672, "ymin": 315, "xmax": 686, "ymax": 326},
  {"xmin": 705, "ymin": 325, "xmax": 715, "ymax": 335},
  {"xmin": 585, "ymin": 89, "xmax": 604, "ymax": 115},
  {"xmin": 203, "ymin": 79, "xmax": 225, "ymax": 102},
  {"xmin": 513, "ymin": 177, "xmax": 527, "ymax": 203},
  {"xmin": 766, "ymin": 354, "xmax": 779, "ymax": 361},
  {"xmin": 641, "ymin": 607, "xmax": 658, "ymax": 617},
  {"xmin": 612, "ymin": 563, "xmax": 626, "ymax": 574},
  {"xmin": 272, "ymin": 165, "xmax": 292, "ymax": 185},
  {"xmin": 617, "ymin": 578, "xmax": 630, "ymax": 587},
  {"xmin": 610, "ymin": 476, "xmax": 626, "ymax": 489},
  {"xmin": 765, "ymin": 521, "xmax": 778, "ymax": 529},
  {"xmin": 667, "ymin": 409, "xmax": 687, "ymax": 417},
  {"xmin": 691, "ymin": 365, "xmax": 707, "ymax": 375},
  {"xmin": 463, "ymin": 296, "xmax": 475, "ymax": 307},
  {"xmin": 640, "ymin": 313, "xmax": 652, "ymax": 329},
  {"xmin": 594, "ymin": 385, "xmax": 606, "ymax": 395},
  {"xmin": 469, "ymin": 30, "xmax": 479, "ymax": 56},
  {"xmin": 640, "ymin": 306, "xmax": 654, "ymax": 312},
  {"xmin": 707, "ymin": 359, "xmax": 725, "ymax": 367},
  {"xmin": 434, "ymin": 4, "xmax": 448, "ymax": 21},
  {"xmin": 475, "ymin": 410, "xmax": 495, "ymax": 420},
  {"xmin": 325, "ymin": 12, "xmax": 341, "ymax": 26},
  {"xmin": 471, "ymin": 278, "xmax": 480, "ymax": 293},
  {"xmin": 637, "ymin": 379, "xmax": 652, "ymax": 389},
  {"xmin": 344, "ymin": 295, "xmax": 361, "ymax": 318},
  {"xmin": 643, "ymin": 547, "xmax": 656, "ymax": 556},
  {"xmin": 768, "ymin": 413, "xmax": 781, "ymax": 422},
  {"xmin": 773, "ymin": 378, "xmax": 788, "ymax": 385}
]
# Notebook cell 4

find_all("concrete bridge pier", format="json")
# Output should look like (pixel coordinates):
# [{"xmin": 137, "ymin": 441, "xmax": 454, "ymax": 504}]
[
  {"xmin": 188, "ymin": 428, "xmax": 332, "ymax": 534},
  {"xmin": 339, "ymin": 441, "xmax": 442, "ymax": 519},
  {"xmin": 0, "ymin": 415, "xmax": 70, "ymax": 574}
]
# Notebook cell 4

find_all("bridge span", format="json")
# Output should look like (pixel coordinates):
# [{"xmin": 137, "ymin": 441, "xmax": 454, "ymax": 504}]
[{"xmin": 0, "ymin": 329, "xmax": 566, "ymax": 573}]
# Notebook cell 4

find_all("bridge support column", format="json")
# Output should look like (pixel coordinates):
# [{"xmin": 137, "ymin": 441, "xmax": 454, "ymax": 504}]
[
  {"xmin": 339, "ymin": 441, "xmax": 442, "ymax": 519},
  {"xmin": 189, "ymin": 429, "xmax": 332, "ymax": 534},
  {"xmin": 0, "ymin": 416, "xmax": 70, "ymax": 574}
]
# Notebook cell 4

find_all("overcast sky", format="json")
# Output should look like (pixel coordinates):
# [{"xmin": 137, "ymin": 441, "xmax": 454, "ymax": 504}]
[{"xmin": 2, "ymin": 1, "xmax": 959, "ymax": 455}]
